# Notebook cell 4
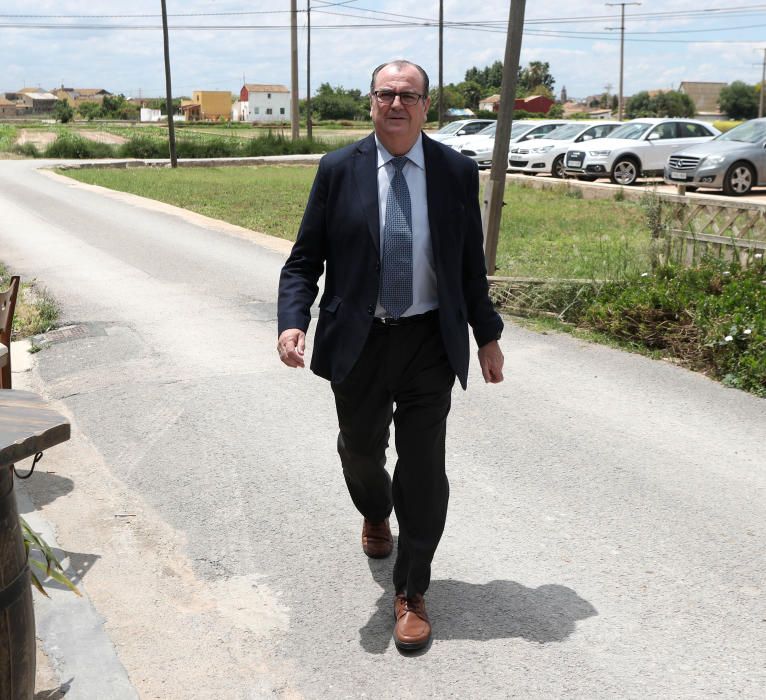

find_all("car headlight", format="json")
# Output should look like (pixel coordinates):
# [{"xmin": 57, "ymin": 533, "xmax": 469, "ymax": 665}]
[
  {"xmin": 588, "ymin": 149, "xmax": 611, "ymax": 158},
  {"xmin": 702, "ymin": 154, "xmax": 726, "ymax": 166},
  {"xmin": 530, "ymin": 145, "xmax": 554, "ymax": 153}
]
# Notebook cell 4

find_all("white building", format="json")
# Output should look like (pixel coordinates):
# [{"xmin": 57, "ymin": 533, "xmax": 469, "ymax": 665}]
[
  {"xmin": 240, "ymin": 83, "xmax": 290, "ymax": 123},
  {"xmin": 231, "ymin": 101, "xmax": 250, "ymax": 122}
]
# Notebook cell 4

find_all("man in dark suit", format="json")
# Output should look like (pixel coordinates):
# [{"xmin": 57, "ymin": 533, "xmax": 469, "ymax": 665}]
[{"xmin": 277, "ymin": 59, "xmax": 504, "ymax": 651}]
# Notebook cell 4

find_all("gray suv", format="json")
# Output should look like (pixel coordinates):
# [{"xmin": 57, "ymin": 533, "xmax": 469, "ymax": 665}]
[{"xmin": 664, "ymin": 118, "xmax": 766, "ymax": 196}]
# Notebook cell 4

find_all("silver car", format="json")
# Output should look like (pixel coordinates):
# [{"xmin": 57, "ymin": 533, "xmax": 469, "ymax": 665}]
[{"xmin": 664, "ymin": 118, "xmax": 766, "ymax": 196}]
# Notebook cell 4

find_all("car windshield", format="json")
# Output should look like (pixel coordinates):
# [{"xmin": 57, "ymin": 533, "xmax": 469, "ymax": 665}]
[
  {"xmin": 510, "ymin": 122, "xmax": 536, "ymax": 136},
  {"xmin": 607, "ymin": 122, "xmax": 653, "ymax": 140},
  {"xmin": 476, "ymin": 123, "xmax": 497, "ymax": 136},
  {"xmin": 544, "ymin": 123, "xmax": 587, "ymax": 140},
  {"xmin": 437, "ymin": 121, "xmax": 465, "ymax": 135},
  {"xmin": 717, "ymin": 120, "xmax": 766, "ymax": 144}
]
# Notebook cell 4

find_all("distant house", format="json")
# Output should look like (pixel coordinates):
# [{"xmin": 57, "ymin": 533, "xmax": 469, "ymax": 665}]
[
  {"xmin": 240, "ymin": 83, "xmax": 290, "ymax": 123},
  {"xmin": 479, "ymin": 94, "xmax": 500, "ymax": 113},
  {"xmin": 180, "ymin": 91, "xmax": 232, "ymax": 121},
  {"xmin": 231, "ymin": 101, "xmax": 250, "ymax": 122},
  {"xmin": 17, "ymin": 91, "xmax": 58, "ymax": 114},
  {"xmin": 0, "ymin": 96, "xmax": 17, "ymax": 116},
  {"xmin": 679, "ymin": 81, "xmax": 727, "ymax": 118},
  {"xmin": 52, "ymin": 87, "xmax": 111, "ymax": 106},
  {"xmin": 515, "ymin": 95, "xmax": 554, "ymax": 114},
  {"xmin": 478, "ymin": 94, "xmax": 555, "ymax": 115}
]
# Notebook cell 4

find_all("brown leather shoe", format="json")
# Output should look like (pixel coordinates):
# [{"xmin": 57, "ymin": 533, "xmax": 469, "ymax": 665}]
[
  {"xmin": 393, "ymin": 592, "xmax": 431, "ymax": 650},
  {"xmin": 361, "ymin": 518, "xmax": 393, "ymax": 558}
]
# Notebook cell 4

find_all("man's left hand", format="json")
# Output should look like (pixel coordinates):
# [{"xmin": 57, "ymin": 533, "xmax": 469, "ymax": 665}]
[{"xmin": 478, "ymin": 340, "xmax": 504, "ymax": 384}]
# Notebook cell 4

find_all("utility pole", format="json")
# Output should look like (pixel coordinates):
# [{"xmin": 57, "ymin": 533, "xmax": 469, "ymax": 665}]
[
  {"xmin": 290, "ymin": 0, "xmax": 299, "ymax": 140},
  {"xmin": 606, "ymin": 2, "xmax": 640, "ymax": 121},
  {"xmin": 760, "ymin": 48, "xmax": 766, "ymax": 118},
  {"xmin": 438, "ymin": 0, "xmax": 444, "ymax": 127},
  {"xmin": 306, "ymin": 0, "xmax": 312, "ymax": 139},
  {"xmin": 482, "ymin": 0, "xmax": 526, "ymax": 275},
  {"xmin": 160, "ymin": 0, "xmax": 177, "ymax": 168}
]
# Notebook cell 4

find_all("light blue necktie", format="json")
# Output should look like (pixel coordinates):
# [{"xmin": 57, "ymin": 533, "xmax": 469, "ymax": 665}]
[{"xmin": 380, "ymin": 156, "xmax": 413, "ymax": 319}]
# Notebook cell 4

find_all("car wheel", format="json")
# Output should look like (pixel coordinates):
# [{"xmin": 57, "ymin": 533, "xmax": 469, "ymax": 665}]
[
  {"xmin": 551, "ymin": 155, "xmax": 565, "ymax": 179},
  {"xmin": 722, "ymin": 161, "xmax": 754, "ymax": 196},
  {"xmin": 610, "ymin": 158, "xmax": 639, "ymax": 186}
]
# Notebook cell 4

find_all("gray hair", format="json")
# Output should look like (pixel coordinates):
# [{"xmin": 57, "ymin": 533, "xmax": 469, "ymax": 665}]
[{"xmin": 370, "ymin": 60, "xmax": 430, "ymax": 96}]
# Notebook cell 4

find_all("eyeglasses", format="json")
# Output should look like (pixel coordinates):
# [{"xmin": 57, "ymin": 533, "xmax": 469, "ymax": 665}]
[{"xmin": 372, "ymin": 90, "xmax": 424, "ymax": 106}]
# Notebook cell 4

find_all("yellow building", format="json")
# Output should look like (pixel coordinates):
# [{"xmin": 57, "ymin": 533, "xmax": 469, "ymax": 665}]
[{"xmin": 186, "ymin": 91, "xmax": 232, "ymax": 121}]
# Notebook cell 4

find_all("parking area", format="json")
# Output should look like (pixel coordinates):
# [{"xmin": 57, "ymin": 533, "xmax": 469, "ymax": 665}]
[{"xmin": 493, "ymin": 171, "xmax": 766, "ymax": 207}]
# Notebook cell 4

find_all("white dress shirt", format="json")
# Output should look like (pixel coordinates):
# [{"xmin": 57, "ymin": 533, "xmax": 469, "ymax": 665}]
[{"xmin": 374, "ymin": 134, "xmax": 438, "ymax": 318}]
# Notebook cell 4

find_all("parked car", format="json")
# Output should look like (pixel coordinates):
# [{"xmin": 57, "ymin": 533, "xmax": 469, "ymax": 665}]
[
  {"xmin": 507, "ymin": 121, "xmax": 622, "ymax": 177},
  {"xmin": 427, "ymin": 119, "xmax": 496, "ymax": 143},
  {"xmin": 455, "ymin": 120, "xmax": 568, "ymax": 168},
  {"xmin": 563, "ymin": 118, "xmax": 720, "ymax": 185},
  {"xmin": 663, "ymin": 118, "xmax": 766, "ymax": 196}
]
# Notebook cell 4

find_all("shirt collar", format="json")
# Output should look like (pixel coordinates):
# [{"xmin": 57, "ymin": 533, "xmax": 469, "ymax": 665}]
[{"xmin": 375, "ymin": 133, "xmax": 425, "ymax": 171}]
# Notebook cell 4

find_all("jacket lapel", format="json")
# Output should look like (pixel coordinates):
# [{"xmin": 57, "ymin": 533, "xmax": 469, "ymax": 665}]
[{"xmin": 353, "ymin": 134, "xmax": 381, "ymax": 254}]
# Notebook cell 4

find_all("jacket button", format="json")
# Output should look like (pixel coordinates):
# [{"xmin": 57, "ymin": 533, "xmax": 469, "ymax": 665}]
[
  {"xmin": 367, "ymin": 305, "xmax": 374, "ymax": 315},
  {"xmin": 375, "ymin": 262, "xmax": 381, "ymax": 272}
]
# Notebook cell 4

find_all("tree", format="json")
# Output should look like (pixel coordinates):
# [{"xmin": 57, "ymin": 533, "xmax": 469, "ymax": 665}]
[
  {"xmin": 625, "ymin": 90, "xmax": 695, "ymax": 118},
  {"xmin": 312, "ymin": 83, "xmax": 367, "ymax": 121},
  {"xmin": 52, "ymin": 99, "xmax": 74, "ymax": 123},
  {"xmin": 455, "ymin": 80, "xmax": 484, "ymax": 110},
  {"xmin": 426, "ymin": 84, "xmax": 465, "ymax": 121},
  {"xmin": 719, "ymin": 81, "xmax": 758, "ymax": 120},
  {"xmin": 77, "ymin": 102, "xmax": 101, "ymax": 121},
  {"xmin": 100, "ymin": 94, "xmax": 139, "ymax": 120},
  {"xmin": 518, "ymin": 61, "xmax": 555, "ymax": 95}
]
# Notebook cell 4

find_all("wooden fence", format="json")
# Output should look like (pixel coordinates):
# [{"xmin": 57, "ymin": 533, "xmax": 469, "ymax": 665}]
[{"xmin": 656, "ymin": 193, "xmax": 766, "ymax": 267}]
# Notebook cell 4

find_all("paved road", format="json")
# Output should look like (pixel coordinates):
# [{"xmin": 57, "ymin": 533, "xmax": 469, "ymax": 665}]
[{"xmin": 2, "ymin": 159, "xmax": 765, "ymax": 699}]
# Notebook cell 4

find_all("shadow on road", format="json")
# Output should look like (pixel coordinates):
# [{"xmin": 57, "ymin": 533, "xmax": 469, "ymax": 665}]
[
  {"xmin": 16, "ymin": 472, "xmax": 75, "ymax": 511},
  {"xmin": 359, "ymin": 548, "xmax": 597, "ymax": 654}
]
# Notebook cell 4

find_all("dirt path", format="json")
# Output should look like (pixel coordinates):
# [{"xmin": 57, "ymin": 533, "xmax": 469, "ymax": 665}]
[
  {"xmin": 14, "ymin": 129, "xmax": 128, "ymax": 148},
  {"xmin": 15, "ymin": 129, "xmax": 57, "ymax": 147},
  {"xmin": 75, "ymin": 130, "xmax": 128, "ymax": 145}
]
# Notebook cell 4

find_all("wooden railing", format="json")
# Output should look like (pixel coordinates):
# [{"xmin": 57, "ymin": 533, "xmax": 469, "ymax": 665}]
[{"xmin": 655, "ymin": 194, "xmax": 766, "ymax": 267}]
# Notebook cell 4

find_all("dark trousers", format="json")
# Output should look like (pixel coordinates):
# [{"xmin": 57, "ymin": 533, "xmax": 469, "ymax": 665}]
[{"xmin": 331, "ymin": 312, "xmax": 455, "ymax": 598}]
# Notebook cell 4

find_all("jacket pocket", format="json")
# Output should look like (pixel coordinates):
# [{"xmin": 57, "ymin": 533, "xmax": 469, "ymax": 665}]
[{"xmin": 320, "ymin": 295, "xmax": 342, "ymax": 314}]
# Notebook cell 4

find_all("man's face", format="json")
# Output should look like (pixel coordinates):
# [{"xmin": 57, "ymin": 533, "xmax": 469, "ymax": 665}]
[{"xmin": 370, "ymin": 64, "xmax": 431, "ymax": 154}]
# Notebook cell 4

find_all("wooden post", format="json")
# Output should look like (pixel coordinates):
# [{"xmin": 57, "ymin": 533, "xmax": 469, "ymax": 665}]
[
  {"xmin": 438, "ymin": 0, "xmax": 444, "ymax": 127},
  {"xmin": 306, "ymin": 0, "xmax": 312, "ymax": 140},
  {"xmin": 482, "ymin": 0, "xmax": 526, "ymax": 275},
  {"xmin": 160, "ymin": 0, "xmax": 177, "ymax": 167},
  {"xmin": 290, "ymin": 0, "xmax": 300, "ymax": 140}
]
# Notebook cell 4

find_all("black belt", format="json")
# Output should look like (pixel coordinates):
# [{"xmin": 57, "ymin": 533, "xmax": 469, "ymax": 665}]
[{"xmin": 373, "ymin": 309, "xmax": 438, "ymax": 326}]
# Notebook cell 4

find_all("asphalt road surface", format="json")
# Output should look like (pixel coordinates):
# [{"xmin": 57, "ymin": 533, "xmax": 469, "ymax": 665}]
[{"xmin": 2, "ymin": 160, "xmax": 765, "ymax": 699}]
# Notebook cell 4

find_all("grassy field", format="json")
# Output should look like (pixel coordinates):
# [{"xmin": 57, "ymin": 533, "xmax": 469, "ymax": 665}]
[{"xmin": 60, "ymin": 165, "xmax": 650, "ymax": 279}]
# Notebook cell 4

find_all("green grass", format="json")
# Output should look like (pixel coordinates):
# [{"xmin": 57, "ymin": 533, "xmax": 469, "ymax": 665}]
[
  {"xmin": 61, "ymin": 165, "xmax": 315, "ymax": 240},
  {"xmin": 59, "ymin": 166, "xmax": 650, "ymax": 278},
  {"xmin": 0, "ymin": 263, "xmax": 59, "ymax": 339},
  {"xmin": 0, "ymin": 125, "xmax": 18, "ymax": 152},
  {"xmin": 497, "ymin": 182, "xmax": 650, "ymax": 279}
]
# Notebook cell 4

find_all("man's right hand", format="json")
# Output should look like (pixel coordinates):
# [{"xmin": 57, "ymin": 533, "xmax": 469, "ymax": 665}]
[{"xmin": 277, "ymin": 329, "xmax": 306, "ymax": 368}]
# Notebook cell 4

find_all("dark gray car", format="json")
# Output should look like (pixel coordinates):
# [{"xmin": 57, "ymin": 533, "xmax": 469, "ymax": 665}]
[{"xmin": 664, "ymin": 118, "xmax": 766, "ymax": 196}]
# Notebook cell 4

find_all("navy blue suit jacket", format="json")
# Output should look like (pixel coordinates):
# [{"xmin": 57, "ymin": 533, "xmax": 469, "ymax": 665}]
[{"xmin": 277, "ymin": 132, "xmax": 503, "ymax": 390}]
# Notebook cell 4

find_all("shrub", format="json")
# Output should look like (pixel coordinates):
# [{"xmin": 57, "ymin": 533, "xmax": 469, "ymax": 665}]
[
  {"xmin": 13, "ymin": 143, "xmax": 40, "ymax": 158},
  {"xmin": 44, "ymin": 134, "xmax": 114, "ymax": 159},
  {"xmin": 119, "ymin": 136, "xmax": 167, "ymax": 159},
  {"xmin": 578, "ymin": 258, "xmax": 766, "ymax": 395}
]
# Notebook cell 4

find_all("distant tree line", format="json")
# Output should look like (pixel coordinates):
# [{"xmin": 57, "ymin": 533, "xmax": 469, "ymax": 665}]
[
  {"xmin": 303, "ymin": 60, "xmax": 558, "ymax": 122},
  {"xmin": 625, "ymin": 90, "xmax": 696, "ymax": 119}
]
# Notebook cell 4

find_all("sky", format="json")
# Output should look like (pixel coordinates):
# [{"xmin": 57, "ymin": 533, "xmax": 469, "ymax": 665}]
[{"xmin": 2, "ymin": 1, "xmax": 766, "ymax": 101}]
